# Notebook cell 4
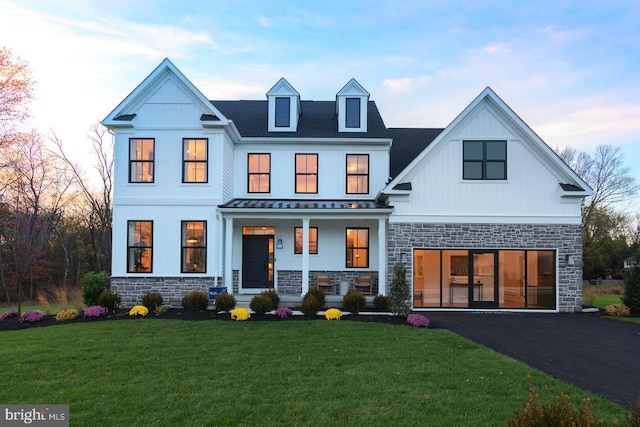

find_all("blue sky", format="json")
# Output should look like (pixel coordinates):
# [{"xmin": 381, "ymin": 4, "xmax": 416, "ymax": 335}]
[{"xmin": 1, "ymin": 0, "xmax": 639, "ymax": 211}]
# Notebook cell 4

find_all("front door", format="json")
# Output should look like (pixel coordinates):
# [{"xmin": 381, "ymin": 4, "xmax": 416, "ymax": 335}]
[
  {"xmin": 469, "ymin": 250, "xmax": 498, "ymax": 309},
  {"xmin": 242, "ymin": 235, "xmax": 274, "ymax": 289}
]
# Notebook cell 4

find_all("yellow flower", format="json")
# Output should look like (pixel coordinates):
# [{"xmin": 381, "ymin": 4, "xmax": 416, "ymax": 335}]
[
  {"xmin": 324, "ymin": 308, "xmax": 342, "ymax": 320},
  {"xmin": 129, "ymin": 305, "xmax": 149, "ymax": 316},
  {"xmin": 230, "ymin": 307, "xmax": 251, "ymax": 321},
  {"xmin": 55, "ymin": 309, "xmax": 79, "ymax": 322}
]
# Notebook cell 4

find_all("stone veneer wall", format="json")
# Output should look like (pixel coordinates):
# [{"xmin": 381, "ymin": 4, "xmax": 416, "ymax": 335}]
[
  {"xmin": 276, "ymin": 271, "xmax": 378, "ymax": 295},
  {"xmin": 110, "ymin": 276, "xmax": 222, "ymax": 308},
  {"xmin": 387, "ymin": 223, "xmax": 583, "ymax": 312}
]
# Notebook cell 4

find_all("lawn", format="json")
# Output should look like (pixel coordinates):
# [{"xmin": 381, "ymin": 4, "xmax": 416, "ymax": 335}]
[
  {"xmin": 0, "ymin": 319, "xmax": 627, "ymax": 426},
  {"xmin": 595, "ymin": 295, "xmax": 624, "ymax": 309}
]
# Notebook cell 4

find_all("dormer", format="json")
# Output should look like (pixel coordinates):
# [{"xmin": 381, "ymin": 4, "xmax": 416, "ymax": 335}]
[
  {"xmin": 267, "ymin": 78, "xmax": 300, "ymax": 132},
  {"xmin": 336, "ymin": 78, "xmax": 369, "ymax": 133}
]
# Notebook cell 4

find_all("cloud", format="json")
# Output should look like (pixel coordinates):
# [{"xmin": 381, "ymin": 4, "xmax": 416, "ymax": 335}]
[{"xmin": 481, "ymin": 42, "xmax": 511, "ymax": 55}]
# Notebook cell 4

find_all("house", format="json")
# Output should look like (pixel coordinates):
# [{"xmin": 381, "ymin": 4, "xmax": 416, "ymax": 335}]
[{"xmin": 102, "ymin": 58, "xmax": 592, "ymax": 312}]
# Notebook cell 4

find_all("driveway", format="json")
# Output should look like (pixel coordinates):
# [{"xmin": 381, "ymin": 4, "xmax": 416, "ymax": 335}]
[{"xmin": 426, "ymin": 312, "xmax": 640, "ymax": 408}]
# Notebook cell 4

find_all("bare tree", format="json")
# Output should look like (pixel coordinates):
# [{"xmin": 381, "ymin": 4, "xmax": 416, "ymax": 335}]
[{"xmin": 0, "ymin": 47, "xmax": 33, "ymax": 151}]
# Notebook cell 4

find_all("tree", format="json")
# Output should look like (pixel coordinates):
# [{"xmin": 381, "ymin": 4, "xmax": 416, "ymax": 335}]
[
  {"xmin": 389, "ymin": 262, "xmax": 411, "ymax": 316},
  {"xmin": 623, "ymin": 250, "xmax": 640, "ymax": 313},
  {"xmin": 582, "ymin": 205, "xmax": 630, "ymax": 278},
  {"xmin": 0, "ymin": 47, "xmax": 33, "ymax": 152}
]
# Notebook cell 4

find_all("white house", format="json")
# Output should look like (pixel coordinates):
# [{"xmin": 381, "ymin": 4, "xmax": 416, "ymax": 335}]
[{"xmin": 102, "ymin": 59, "xmax": 592, "ymax": 312}]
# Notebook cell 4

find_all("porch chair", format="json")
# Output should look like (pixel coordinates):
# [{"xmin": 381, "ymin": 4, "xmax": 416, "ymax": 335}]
[
  {"xmin": 354, "ymin": 274, "xmax": 373, "ymax": 296},
  {"xmin": 316, "ymin": 274, "xmax": 336, "ymax": 295}
]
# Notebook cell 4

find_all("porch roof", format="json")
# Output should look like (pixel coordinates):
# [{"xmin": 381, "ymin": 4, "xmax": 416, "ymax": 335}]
[{"xmin": 219, "ymin": 198, "xmax": 391, "ymax": 210}]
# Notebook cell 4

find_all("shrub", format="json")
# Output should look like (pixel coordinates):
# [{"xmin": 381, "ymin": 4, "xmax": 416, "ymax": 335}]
[
  {"xmin": 604, "ymin": 303, "xmax": 630, "ymax": 317},
  {"xmin": 373, "ymin": 294, "xmax": 390, "ymax": 311},
  {"xmin": 389, "ymin": 262, "xmax": 411, "ymax": 316},
  {"xmin": 129, "ymin": 305, "xmax": 149, "ymax": 316},
  {"xmin": 181, "ymin": 291, "xmax": 209, "ymax": 311},
  {"xmin": 20, "ymin": 310, "xmax": 43, "ymax": 323},
  {"xmin": 582, "ymin": 292, "xmax": 597, "ymax": 307},
  {"xmin": 230, "ymin": 307, "xmax": 250, "ymax": 321},
  {"xmin": 56, "ymin": 309, "xmax": 79, "ymax": 322},
  {"xmin": 342, "ymin": 289, "xmax": 366, "ymax": 313},
  {"xmin": 507, "ymin": 375, "xmax": 610, "ymax": 427},
  {"xmin": 324, "ymin": 308, "xmax": 342, "ymax": 320},
  {"xmin": 406, "ymin": 313, "xmax": 430, "ymax": 328},
  {"xmin": 261, "ymin": 289, "xmax": 280, "ymax": 308},
  {"xmin": 250, "ymin": 294, "xmax": 273, "ymax": 314},
  {"xmin": 0, "ymin": 310, "xmax": 18, "ymax": 320},
  {"xmin": 274, "ymin": 306, "xmax": 293, "ymax": 319},
  {"xmin": 142, "ymin": 292, "xmax": 164, "ymax": 312},
  {"xmin": 300, "ymin": 294, "xmax": 322, "ymax": 316},
  {"xmin": 97, "ymin": 290, "xmax": 121, "ymax": 312},
  {"xmin": 305, "ymin": 287, "xmax": 326, "ymax": 307},
  {"xmin": 214, "ymin": 293, "xmax": 236, "ymax": 312},
  {"xmin": 623, "ymin": 251, "xmax": 640, "ymax": 313},
  {"xmin": 81, "ymin": 271, "xmax": 109, "ymax": 306},
  {"xmin": 83, "ymin": 305, "xmax": 106, "ymax": 318}
]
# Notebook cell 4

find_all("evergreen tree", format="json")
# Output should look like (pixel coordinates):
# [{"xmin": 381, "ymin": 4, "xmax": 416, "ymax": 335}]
[
  {"xmin": 623, "ymin": 250, "xmax": 640, "ymax": 313},
  {"xmin": 389, "ymin": 262, "xmax": 411, "ymax": 316}
]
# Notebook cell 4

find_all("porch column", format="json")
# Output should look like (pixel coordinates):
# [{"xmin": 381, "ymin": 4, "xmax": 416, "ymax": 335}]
[
  {"xmin": 378, "ymin": 218, "xmax": 387, "ymax": 295},
  {"xmin": 301, "ymin": 218, "xmax": 310, "ymax": 296},
  {"xmin": 224, "ymin": 217, "xmax": 233, "ymax": 293}
]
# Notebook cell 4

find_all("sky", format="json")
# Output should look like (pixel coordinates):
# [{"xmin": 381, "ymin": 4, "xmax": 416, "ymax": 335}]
[{"xmin": 1, "ymin": 0, "xmax": 639, "ymax": 212}]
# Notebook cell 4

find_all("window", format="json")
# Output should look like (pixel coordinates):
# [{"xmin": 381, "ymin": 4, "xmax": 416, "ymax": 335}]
[
  {"xmin": 127, "ymin": 221, "xmax": 152, "ymax": 273},
  {"xmin": 248, "ymin": 153, "xmax": 270, "ymax": 193},
  {"xmin": 346, "ymin": 228, "xmax": 368, "ymax": 268},
  {"xmin": 345, "ymin": 98, "xmax": 361, "ymax": 128},
  {"xmin": 183, "ymin": 139, "xmax": 207, "ymax": 183},
  {"xmin": 182, "ymin": 221, "xmax": 206, "ymax": 273},
  {"xmin": 295, "ymin": 154, "xmax": 318, "ymax": 193},
  {"xmin": 275, "ymin": 97, "xmax": 290, "ymax": 128},
  {"xmin": 129, "ymin": 138, "xmax": 154, "ymax": 182},
  {"xmin": 294, "ymin": 227, "xmax": 318, "ymax": 254},
  {"xmin": 346, "ymin": 154, "xmax": 369, "ymax": 194},
  {"xmin": 463, "ymin": 141, "xmax": 507, "ymax": 180}
]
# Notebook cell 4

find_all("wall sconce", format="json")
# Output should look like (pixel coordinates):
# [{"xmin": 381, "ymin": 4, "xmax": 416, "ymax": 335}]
[
  {"xmin": 276, "ymin": 235, "xmax": 283, "ymax": 249},
  {"xmin": 401, "ymin": 253, "xmax": 408, "ymax": 263}
]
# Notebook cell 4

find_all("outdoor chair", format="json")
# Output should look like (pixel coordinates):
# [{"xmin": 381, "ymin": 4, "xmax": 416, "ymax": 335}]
[
  {"xmin": 316, "ymin": 274, "xmax": 336, "ymax": 295},
  {"xmin": 354, "ymin": 274, "xmax": 373, "ymax": 295}
]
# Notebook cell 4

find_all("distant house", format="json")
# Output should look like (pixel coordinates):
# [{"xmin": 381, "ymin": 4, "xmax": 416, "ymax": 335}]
[
  {"xmin": 102, "ymin": 59, "xmax": 592, "ymax": 312},
  {"xmin": 623, "ymin": 256, "xmax": 638, "ymax": 271}
]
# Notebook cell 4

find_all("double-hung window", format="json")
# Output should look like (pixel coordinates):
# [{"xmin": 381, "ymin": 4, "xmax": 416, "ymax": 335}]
[
  {"xmin": 182, "ymin": 221, "xmax": 206, "ymax": 273},
  {"xmin": 248, "ymin": 153, "xmax": 270, "ymax": 193},
  {"xmin": 463, "ymin": 141, "xmax": 507, "ymax": 180},
  {"xmin": 346, "ymin": 154, "xmax": 369, "ymax": 194},
  {"xmin": 127, "ymin": 221, "xmax": 153, "ymax": 273},
  {"xmin": 294, "ymin": 227, "xmax": 318, "ymax": 254},
  {"xmin": 295, "ymin": 154, "xmax": 318, "ymax": 193},
  {"xmin": 346, "ymin": 228, "xmax": 369, "ymax": 268},
  {"xmin": 129, "ymin": 138, "xmax": 154, "ymax": 183},
  {"xmin": 183, "ymin": 138, "xmax": 208, "ymax": 183}
]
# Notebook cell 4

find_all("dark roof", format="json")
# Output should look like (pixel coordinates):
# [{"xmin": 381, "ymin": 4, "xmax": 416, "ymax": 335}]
[
  {"xmin": 114, "ymin": 114, "xmax": 136, "ymax": 121},
  {"xmin": 560, "ymin": 183, "xmax": 585, "ymax": 192},
  {"xmin": 211, "ymin": 100, "xmax": 388, "ymax": 138},
  {"xmin": 219, "ymin": 199, "xmax": 390, "ymax": 210},
  {"xmin": 387, "ymin": 128, "xmax": 443, "ymax": 179}
]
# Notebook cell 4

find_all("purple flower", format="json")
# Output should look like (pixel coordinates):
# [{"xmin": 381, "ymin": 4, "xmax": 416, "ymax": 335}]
[
  {"xmin": 84, "ymin": 305, "xmax": 106, "ymax": 318},
  {"xmin": 406, "ymin": 313, "xmax": 430, "ymax": 328},
  {"xmin": 0, "ymin": 310, "xmax": 18, "ymax": 320},
  {"xmin": 274, "ymin": 306, "xmax": 293, "ymax": 319},
  {"xmin": 19, "ymin": 310, "xmax": 44, "ymax": 323}
]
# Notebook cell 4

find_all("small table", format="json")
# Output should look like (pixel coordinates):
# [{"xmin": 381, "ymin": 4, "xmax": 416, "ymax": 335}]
[{"xmin": 449, "ymin": 282, "xmax": 483, "ymax": 302}]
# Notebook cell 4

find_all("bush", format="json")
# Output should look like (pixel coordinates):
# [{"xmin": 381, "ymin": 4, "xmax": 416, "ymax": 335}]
[
  {"xmin": 81, "ymin": 271, "xmax": 109, "ymax": 306},
  {"xmin": 0, "ymin": 310, "xmax": 18, "ymax": 320},
  {"xmin": 83, "ymin": 306, "xmax": 106, "ymax": 318},
  {"xmin": 261, "ymin": 289, "xmax": 280, "ymax": 308},
  {"xmin": 230, "ymin": 307, "xmax": 250, "ymax": 321},
  {"xmin": 97, "ymin": 290, "xmax": 121, "ymax": 312},
  {"xmin": 389, "ymin": 262, "xmax": 411, "ymax": 316},
  {"xmin": 306, "ymin": 287, "xmax": 326, "ymax": 307},
  {"xmin": 56, "ymin": 309, "xmax": 79, "ymax": 322},
  {"xmin": 142, "ymin": 292, "xmax": 164, "ymax": 312},
  {"xmin": 342, "ymin": 289, "xmax": 366, "ymax": 313},
  {"xmin": 250, "ymin": 294, "xmax": 273, "ymax": 314},
  {"xmin": 325, "ymin": 308, "xmax": 342, "ymax": 320},
  {"xmin": 582, "ymin": 292, "xmax": 597, "ymax": 307},
  {"xmin": 300, "ymin": 294, "xmax": 322, "ymax": 316},
  {"xmin": 20, "ymin": 310, "xmax": 43, "ymax": 323},
  {"xmin": 623, "ymin": 251, "xmax": 640, "ymax": 313},
  {"xmin": 129, "ymin": 305, "xmax": 149, "ymax": 317},
  {"xmin": 406, "ymin": 313, "xmax": 430, "ymax": 328},
  {"xmin": 214, "ymin": 293, "xmax": 236, "ymax": 312},
  {"xmin": 274, "ymin": 306, "xmax": 293, "ymax": 319},
  {"xmin": 181, "ymin": 291, "xmax": 209, "ymax": 311},
  {"xmin": 604, "ymin": 303, "xmax": 630, "ymax": 317},
  {"xmin": 373, "ymin": 294, "xmax": 390, "ymax": 311}
]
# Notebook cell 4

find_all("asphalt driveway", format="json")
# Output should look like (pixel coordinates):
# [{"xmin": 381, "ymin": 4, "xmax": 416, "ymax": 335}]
[{"xmin": 426, "ymin": 312, "xmax": 640, "ymax": 408}]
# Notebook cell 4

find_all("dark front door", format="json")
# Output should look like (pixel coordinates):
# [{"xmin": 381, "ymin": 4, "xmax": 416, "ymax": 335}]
[
  {"xmin": 242, "ymin": 235, "xmax": 274, "ymax": 289},
  {"xmin": 469, "ymin": 250, "xmax": 499, "ymax": 309}
]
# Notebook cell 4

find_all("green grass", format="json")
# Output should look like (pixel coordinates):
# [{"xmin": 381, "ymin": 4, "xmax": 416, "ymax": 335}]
[
  {"xmin": 603, "ymin": 316, "xmax": 640, "ymax": 324},
  {"xmin": 595, "ymin": 295, "xmax": 624, "ymax": 309},
  {"xmin": 0, "ymin": 319, "xmax": 627, "ymax": 426}
]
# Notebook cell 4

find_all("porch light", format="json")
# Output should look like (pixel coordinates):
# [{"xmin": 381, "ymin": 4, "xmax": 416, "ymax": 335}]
[{"xmin": 276, "ymin": 235, "xmax": 283, "ymax": 249}]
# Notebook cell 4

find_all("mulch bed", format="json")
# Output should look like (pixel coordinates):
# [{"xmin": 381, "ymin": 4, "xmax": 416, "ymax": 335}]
[{"xmin": 0, "ymin": 308, "xmax": 410, "ymax": 331}]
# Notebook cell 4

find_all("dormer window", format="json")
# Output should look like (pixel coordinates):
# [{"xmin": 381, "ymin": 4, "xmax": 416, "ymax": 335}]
[
  {"xmin": 267, "ymin": 78, "xmax": 300, "ymax": 132},
  {"xmin": 336, "ymin": 78, "xmax": 369, "ymax": 133},
  {"xmin": 345, "ymin": 98, "xmax": 361, "ymax": 128},
  {"xmin": 275, "ymin": 97, "xmax": 291, "ymax": 128}
]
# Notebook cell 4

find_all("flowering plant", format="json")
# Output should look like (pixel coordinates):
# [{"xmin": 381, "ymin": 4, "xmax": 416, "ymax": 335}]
[
  {"xmin": 324, "ymin": 308, "xmax": 342, "ymax": 320},
  {"xmin": 406, "ymin": 313, "xmax": 430, "ymax": 328},
  {"xmin": 274, "ymin": 306, "xmax": 293, "ymax": 319},
  {"xmin": 20, "ymin": 310, "xmax": 44, "ymax": 323},
  {"xmin": 0, "ymin": 310, "xmax": 18, "ymax": 320},
  {"xmin": 56, "ymin": 309, "xmax": 79, "ymax": 322},
  {"xmin": 84, "ymin": 305, "xmax": 106, "ymax": 318},
  {"xmin": 129, "ymin": 305, "xmax": 149, "ymax": 317},
  {"xmin": 230, "ymin": 307, "xmax": 250, "ymax": 321}
]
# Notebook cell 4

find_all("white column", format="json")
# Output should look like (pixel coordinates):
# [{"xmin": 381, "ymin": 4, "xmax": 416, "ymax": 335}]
[
  {"xmin": 378, "ymin": 218, "xmax": 387, "ymax": 295},
  {"xmin": 224, "ymin": 217, "xmax": 233, "ymax": 293},
  {"xmin": 301, "ymin": 218, "xmax": 310, "ymax": 296}
]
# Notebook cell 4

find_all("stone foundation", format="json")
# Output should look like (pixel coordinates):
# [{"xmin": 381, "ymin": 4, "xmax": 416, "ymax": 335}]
[{"xmin": 110, "ymin": 276, "xmax": 222, "ymax": 308}]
